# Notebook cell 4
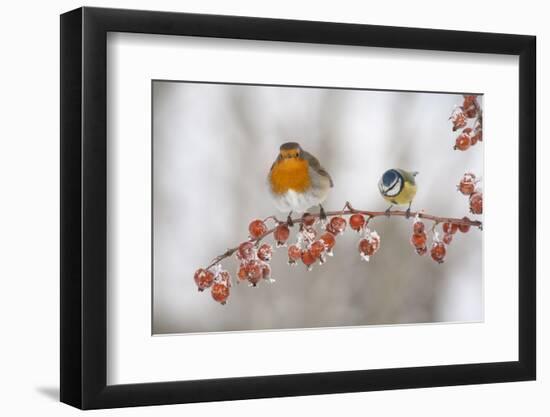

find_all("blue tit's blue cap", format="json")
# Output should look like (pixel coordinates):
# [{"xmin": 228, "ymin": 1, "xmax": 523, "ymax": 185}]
[{"xmin": 382, "ymin": 169, "xmax": 398, "ymax": 187}]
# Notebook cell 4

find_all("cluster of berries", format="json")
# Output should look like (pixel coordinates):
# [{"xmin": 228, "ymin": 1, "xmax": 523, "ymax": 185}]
[
  {"xmin": 458, "ymin": 172, "xmax": 483, "ymax": 215},
  {"xmin": 450, "ymin": 95, "xmax": 483, "ymax": 151},
  {"xmin": 410, "ymin": 216, "xmax": 470, "ymax": 264},
  {"xmin": 193, "ymin": 265, "xmax": 232, "ymax": 305}
]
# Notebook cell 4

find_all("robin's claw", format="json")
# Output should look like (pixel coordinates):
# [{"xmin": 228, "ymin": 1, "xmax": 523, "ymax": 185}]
[
  {"xmin": 319, "ymin": 205, "xmax": 327, "ymax": 221},
  {"xmin": 286, "ymin": 212, "xmax": 294, "ymax": 227}
]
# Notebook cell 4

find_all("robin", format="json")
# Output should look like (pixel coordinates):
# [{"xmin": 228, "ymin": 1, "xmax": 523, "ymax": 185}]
[
  {"xmin": 268, "ymin": 142, "xmax": 333, "ymax": 224},
  {"xmin": 378, "ymin": 168, "xmax": 419, "ymax": 218}
]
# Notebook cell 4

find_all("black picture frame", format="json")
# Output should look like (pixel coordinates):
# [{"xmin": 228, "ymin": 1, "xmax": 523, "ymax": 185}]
[{"xmin": 60, "ymin": 6, "xmax": 536, "ymax": 410}]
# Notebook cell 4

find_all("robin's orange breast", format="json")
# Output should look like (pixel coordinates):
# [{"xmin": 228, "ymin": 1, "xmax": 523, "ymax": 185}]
[{"xmin": 270, "ymin": 158, "xmax": 311, "ymax": 195}]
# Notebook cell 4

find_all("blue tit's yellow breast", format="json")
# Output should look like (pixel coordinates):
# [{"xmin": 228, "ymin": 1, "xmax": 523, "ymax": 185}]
[
  {"xmin": 383, "ymin": 180, "xmax": 417, "ymax": 205},
  {"xmin": 270, "ymin": 158, "xmax": 311, "ymax": 195}
]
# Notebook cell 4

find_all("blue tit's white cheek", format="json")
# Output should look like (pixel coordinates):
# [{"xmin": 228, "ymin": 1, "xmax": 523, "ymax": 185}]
[{"xmin": 384, "ymin": 178, "xmax": 403, "ymax": 197}]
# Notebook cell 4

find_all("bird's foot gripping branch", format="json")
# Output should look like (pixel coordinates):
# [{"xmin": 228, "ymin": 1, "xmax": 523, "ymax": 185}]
[{"xmin": 194, "ymin": 174, "xmax": 483, "ymax": 305}]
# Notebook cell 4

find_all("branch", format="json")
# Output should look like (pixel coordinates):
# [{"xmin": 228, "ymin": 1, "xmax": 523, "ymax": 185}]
[{"xmin": 205, "ymin": 201, "xmax": 481, "ymax": 270}]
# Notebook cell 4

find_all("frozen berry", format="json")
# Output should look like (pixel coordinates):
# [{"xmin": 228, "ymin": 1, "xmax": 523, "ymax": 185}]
[
  {"xmin": 454, "ymin": 132, "xmax": 471, "ymax": 151},
  {"xmin": 463, "ymin": 95, "xmax": 479, "ymax": 118},
  {"xmin": 413, "ymin": 221, "xmax": 425, "ymax": 234},
  {"xmin": 458, "ymin": 217, "xmax": 471, "ymax": 233},
  {"xmin": 450, "ymin": 108, "xmax": 467, "ymax": 131},
  {"xmin": 410, "ymin": 232, "xmax": 427, "ymax": 249},
  {"xmin": 470, "ymin": 192, "xmax": 483, "ymax": 214},
  {"xmin": 248, "ymin": 219, "xmax": 268, "ymax": 238},
  {"xmin": 237, "ymin": 242, "xmax": 255, "ymax": 262},
  {"xmin": 211, "ymin": 282, "xmax": 230, "ymax": 304},
  {"xmin": 288, "ymin": 244, "xmax": 302, "ymax": 264},
  {"xmin": 245, "ymin": 260, "xmax": 263, "ymax": 286},
  {"xmin": 309, "ymin": 240, "xmax": 326, "ymax": 259},
  {"xmin": 443, "ymin": 233, "xmax": 453, "ymax": 245},
  {"xmin": 193, "ymin": 268, "xmax": 214, "ymax": 291},
  {"xmin": 257, "ymin": 243, "xmax": 272, "ymax": 261},
  {"xmin": 273, "ymin": 224, "xmax": 290, "ymax": 246},
  {"xmin": 431, "ymin": 242, "xmax": 447, "ymax": 264},
  {"xmin": 301, "ymin": 250, "xmax": 316, "ymax": 269},
  {"xmin": 329, "ymin": 216, "xmax": 347, "ymax": 235},
  {"xmin": 261, "ymin": 263, "xmax": 271, "ymax": 280},
  {"xmin": 319, "ymin": 232, "xmax": 336, "ymax": 251},
  {"xmin": 358, "ymin": 233, "xmax": 380, "ymax": 260},
  {"xmin": 237, "ymin": 264, "xmax": 247, "ymax": 282},
  {"xmin": 442, "ymin": 222, "xmax": 458, "ymax": 235},
  {"xmin": 349, "ymin": 214, "xmax": 366, "ymax": 232},
  {"xmin": 458, "ymin": 173, "xmax": 477, "ymax": 196}
]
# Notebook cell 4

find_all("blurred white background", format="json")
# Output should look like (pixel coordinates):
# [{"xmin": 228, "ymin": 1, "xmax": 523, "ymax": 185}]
[{"xmin": 153, "ymin": 82, "xmax": 483, "ymax": 334}]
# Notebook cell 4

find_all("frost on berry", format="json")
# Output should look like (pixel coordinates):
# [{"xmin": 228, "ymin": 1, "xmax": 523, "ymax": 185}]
[
  {"xmin": 413, "ymin": 220, "xmax": 425, "ymax": 234},
  {"xmin": 301, "ymin": 250, "xmax": 316, "ymax": 271},
  {"xmin": 319, "ymin": 232, "xmax": 336, "ymax": 255},
  {"xmin": 309, "ymin": 240, "xmax": 326, "ymax": 260},
  {"xmin": 454, "ymin": 132, "xmax": 471, "ymax": 151},
  {"xmin": 273, "ymin": 224, "xmax": 290, "ymax": 246},
  {"xmin": 248, "ymin": 219, "xmax": 268, "ymax": 239},
  {"xmin": 470, "ymin": 192, "xmax": 483, "ymax": 214},
  {"xmin": 261, "ymin": 262, "xmax": 273, "ymax": 282},
  {"xmin": 349, "ymin": 213, "xmax": 366, "ymax": 232},
  {"xmin": 328, "ymin": 216, "xmax": 346, "ymax": 235},
  {"xmin": 450, "ymin": 107, "xmax": 467, "ymax": 131},
  {"xmin": 237, "ymin": 241, "xmax": 255, "ymax": 262},
  {"xmin": 458, "ymin": 173, "xmax": 477, "ymax": 196},
  {"xmin": 463, "ymin": 95, "xmax": 479, "ymax": 118},
  {"xmin": 193, "ymin": 268, "xmax": 214, "ymax": 292},
  {"xmin": 257, "ymin": 243, "xmax": 272, "ymax": 261},
  {"xmin": 287, "ymin": 244, "xmax": 302, "ymax": 265},
  {"xmin": 245, "ymin": 260, "xmax": 263, "ymax": 286},
  {"xmin": 358, "ymin": 230, "xmax": 380, "ymax": 261},
  {"xmin": 416, "ymin": 246, "xmax": 427, "ymax": 256},
  {"xmin": 431, "ymin": 242, "xmax": 447, "ymax": 264},
  {"xmin": 237, "ymin": 264, "xmax": 247, "ymax": 282},
  {"xmin": 211, "ymin": 282, "xmax": 230, "ymax": 304}
]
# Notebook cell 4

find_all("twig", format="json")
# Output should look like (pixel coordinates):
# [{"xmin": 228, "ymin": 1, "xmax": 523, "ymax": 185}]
[{"xmin": 204, "ymin": 202, "xmax": 482, "ymax": 270}]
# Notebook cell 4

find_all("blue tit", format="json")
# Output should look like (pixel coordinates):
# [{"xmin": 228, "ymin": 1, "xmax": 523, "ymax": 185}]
[{"xmin": 378, "ymin": 168, "xmax": 418, "ymax": 217}]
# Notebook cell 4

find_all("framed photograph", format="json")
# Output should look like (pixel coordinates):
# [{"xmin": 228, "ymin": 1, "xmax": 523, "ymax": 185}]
[{"xmin": 60, "ymin": 7, "xmax": 536, "ymax": 409}]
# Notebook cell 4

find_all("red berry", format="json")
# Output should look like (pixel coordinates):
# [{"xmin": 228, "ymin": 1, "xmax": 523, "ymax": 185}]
[
  {"xmin": 193, "ymin": 268, "xmax": 214, "ymax": 291},
  {"xmin": 442, "ymin": 222, "xmax": 458, "ymax": 235},
  {"xmin": 463, "ymin": 95, "xmax": 479, "ymax": 118},
  {"xmin": 450, "ymin": 108, "xmax": 467, "ymax": 131},
  {"xmin": 473, "ymin": 130, "xmax": 482, "ymax": 143},
  {"xmin": 319, "ymin": 232, "xmax": 336, "ymax": 251},
  {"xmin": 261, "ymin": 263, "xmax": 271, "ymax": 280},
  {"xmin": 329, "ymin": 216, "xmax": 347, "ymax": 234},
  {"xmin": 410, "ymin": 232, "xmax": 427, "ymax": 249},
  {"xmin": 211, "ymin": 282, "xmax": 230, "ymax": 304},
  {"xmin": 454, "ymin": 132, "xmax": 471, "ymax": 151},
  {"xmin": 248, "ymin": 219, "xmax": 267, "ymax": 238},
  {"xmin": 302, "ymin": 212, "xmax": 316, "ymax": 227},
  {"xmin": 309, "ymin": 240, "xmax": 325, "ymax": 259},
  {"xmin": 413, "ymin": 221, "xmax": 425, "ymax": 234},
  {"xmin": 301, "ymin": 250, "xmax": 316, "ymax": 269},
  {"xmin": 273, "ymin": 224, "xmax": 290, "ymax": 245},
  {"xmin": 458, "ymin": 173, "xmax": 477, "ymax": 196},
  {"xmin": 237, "ymin": 264, "xmax": 247, "ymax": 281},
  {"xmin": 349, "ymin": 214, "xmax": 366, "ymax": 232},
  {"xmin": 443, "ymin": 233, "xmax": 453, "ymax": 245},
  {"xmin": 237, "ymin": 242, "xmax": 255, "ymax": 262},
  {"xmin": 431, "ymin": 242, "xmax": 447, "ymax": 264},
  {"xmin": 288, "ymin": 245, "xmax": 302, "ymax": 264},
  {"xmin": 358, "ymin": 234, "xmax": 380, "ymax": 260},
  {"xmin": 257, "ymin": 243, "xmax": 272, "ymax": 261},
  {"xmin": 458, "ymin": 217, "xmax": 471, "ymax": 233},
  {"xmin": 470, "ymin": 192, "xmax": 483, "ymax": 214},
  {"xmin": 416, "ymin": 246, "xmax": 427, "ymax": 256},
  {"xmin": 245, "ymin": 260, "xmax": 263, "ymax": 286}
]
